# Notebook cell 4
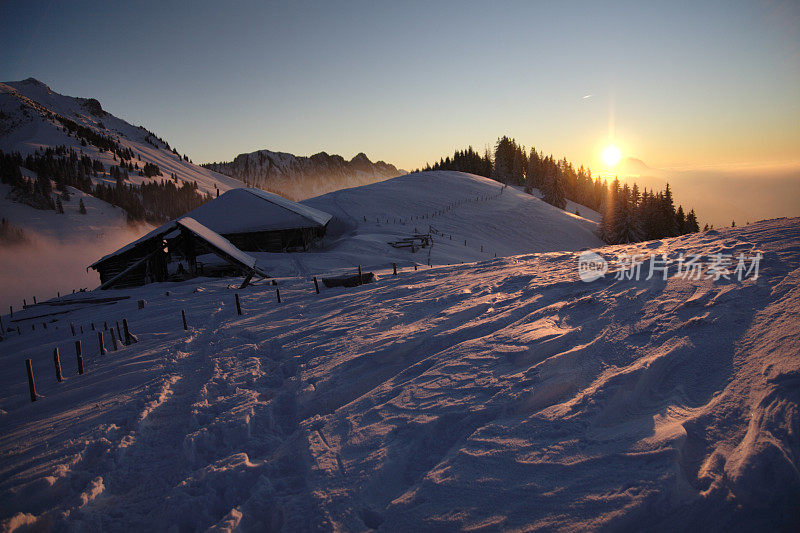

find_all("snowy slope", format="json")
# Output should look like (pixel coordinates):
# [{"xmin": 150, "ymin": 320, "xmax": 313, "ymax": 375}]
[
  {"xmin": 0, "ymin": 78, "xmax": 242, "ymax": 197},
  {"xmin": 1, "ymin": 218, "xmax": 798, "ymax": 530},
  {"xmin": 247, "ymin": 170, "xmax": 602, "ymax": 277}
]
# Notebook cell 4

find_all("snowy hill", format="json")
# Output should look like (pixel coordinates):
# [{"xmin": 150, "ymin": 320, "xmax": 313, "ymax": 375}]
[
  {"xmin": 247, "ymin": 170, "xmax": 602, "ymax": 277},
  {"xmin": 204, "ymin": 149, "xmax": 404, "ymax": 201},
  {"xmin": 1, "ymin": 217, "xmax": 798, "ymax": 530},
  {"xmin": 0, "ymin": 78, "xmax": 242, "ymax": 197}
]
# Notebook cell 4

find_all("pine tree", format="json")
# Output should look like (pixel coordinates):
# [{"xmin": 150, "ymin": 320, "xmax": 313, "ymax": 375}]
[
  {"xmin": 686, "ymin": 209, "xmax": 700, "ymax": 232},
  {"xmin": 542, "ymin": 162, "xmax": 566, "ymax": 210}
]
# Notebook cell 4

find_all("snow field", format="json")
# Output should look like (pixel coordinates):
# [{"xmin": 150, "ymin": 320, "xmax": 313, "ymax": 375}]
[{"xmin": 1, "ymin": 218, "xmax": 799, "ymax": 530}]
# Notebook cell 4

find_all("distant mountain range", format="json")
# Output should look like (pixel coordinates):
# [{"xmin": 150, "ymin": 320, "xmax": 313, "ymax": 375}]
[
  {"xmin": 0, "ymin": 77, "xmax": 405, "ymax": 225},
  {"xmin": 204, "ymin": 150, "xmax": 405, "ymax": 201}
]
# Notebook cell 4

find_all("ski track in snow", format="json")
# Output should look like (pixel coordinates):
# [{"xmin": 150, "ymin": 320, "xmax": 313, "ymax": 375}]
[{"xmin": 1, "ymin": 218, "xmax": 799, "ymax": 531}]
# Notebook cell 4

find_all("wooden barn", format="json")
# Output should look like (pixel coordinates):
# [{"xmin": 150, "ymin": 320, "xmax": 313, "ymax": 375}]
[
  {"xmin": 89, "ymin": 188, "xmax": 332, "ymax": 289},
  {"xmin": 89, "ymin": 217, "xmax": 270, "ymax": 289},
  {"xmin": 177, "ymin": 188, "xmax": 333, "ymax": 253}
]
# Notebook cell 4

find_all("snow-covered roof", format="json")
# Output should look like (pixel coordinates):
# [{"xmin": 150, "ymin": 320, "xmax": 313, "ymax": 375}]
[
  {"xmin": 90, "ymin": 221, "xmax": 177, "ymax": 268},
  {"xmin": 90, "ymin": 188, "xmax": 332, "ymax": 267},
  {"xmin": 183, "ymin": 188, "xmax": 332, "ymax": 235},
  {"xmin": 176, "ymin": 217, "xmax": 257, "ymax": 270}
]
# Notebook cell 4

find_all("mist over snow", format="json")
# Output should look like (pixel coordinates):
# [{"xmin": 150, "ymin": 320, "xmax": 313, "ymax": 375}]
[
  {"xmin": 0, "ymin": 225, "xmax": 149, "ymax": 313},
  {"xmin": 0, "ymin": 183, "xmax": 152, "ymax": 313}
]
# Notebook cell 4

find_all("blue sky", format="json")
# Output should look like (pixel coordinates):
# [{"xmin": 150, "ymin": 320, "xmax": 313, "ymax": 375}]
[{"xmin": 1, "ymin": 0, "xmax": 798, "ymax": 174}]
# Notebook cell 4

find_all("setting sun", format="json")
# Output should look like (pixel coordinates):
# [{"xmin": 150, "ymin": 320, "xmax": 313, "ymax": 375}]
[{"xmin": 602, "ymin": 145, "xmax": 622, "ymax": 167}]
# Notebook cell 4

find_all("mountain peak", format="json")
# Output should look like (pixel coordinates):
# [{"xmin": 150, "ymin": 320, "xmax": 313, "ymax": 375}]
[
  {"xmin": 350, "ymin": 152, "xmax": 371, "ymax": 164},
  {"xmin": 20, "ymin": 77, "xmax": 50, "ymax": 89}
]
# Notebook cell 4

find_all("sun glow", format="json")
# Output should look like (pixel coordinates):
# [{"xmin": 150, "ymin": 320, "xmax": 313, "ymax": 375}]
[{"xmin": 602, "ymin": 145, "xmax": 622, "ymax": 168}]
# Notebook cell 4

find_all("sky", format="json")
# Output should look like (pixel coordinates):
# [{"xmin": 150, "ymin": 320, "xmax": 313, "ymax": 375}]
[{"xmin": 1, "ymin": 0, "xmax": 799, "ymax": 218}]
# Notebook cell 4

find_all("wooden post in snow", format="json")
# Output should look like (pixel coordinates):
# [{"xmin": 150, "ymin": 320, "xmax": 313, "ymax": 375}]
[
  {"xmin": 137, "ymin": 300, "xmax": 145, "ymax": 310},
  {"xmin": 313, "ymin": 277, "xmax": 320, "ymax": 294},
  {"xmin": 109, "ymin": 328, "xmax": 118, "ymax": 351},
  {"xmin": 75, "ymin": 340, "xmax": 84, "ymax": 375},
  {"xmin": 276, "ymin": 288, "xmax": 281, "ymax": 303},
  {"xmin": 70, "ymin": 322, "xmax": 75, "ymax": 336},
  {"xmin": 54, "ymin": 347, "xmax": 63, "ymax": 382},
  {"xmin": 235, "ymin": 293, "xmax": 242, "ymax": 315},
  {"xmin": 393, "ymin": 263, "xmax": 397, "ymax": 275},
  {"xmin": 9, "ymin": 305, "xmax": 12, "ymax": 317},
  {"xmin": 122, "ymin": 319, "xmax": 132, "ymax": 346},
  {"xmin": 116, "ymin": 322, "xmax": 122, "ymax": 343},
  {"xmin": 98, "ymin": 331, "xmax": 106, "ymax": 355},
  {"xmin": 358, "ymin": 265, "xmax": 363, "ymax": 285},
  {"xmin": 181, "ymin": 310, "xmax": 188, "ymax": 331},
  {"xmin": 25, "ymin": 359, "xmax": 37, "ymax": 402}
]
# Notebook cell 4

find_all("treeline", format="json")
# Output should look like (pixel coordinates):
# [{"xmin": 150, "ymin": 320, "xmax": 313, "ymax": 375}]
[
  {"xmin": 0, "ymin": 148, "xmax": 211, "ymax": 224},
  {"xmin": 421, "ymin": 136, "xmax": 702, "ymax": 244},
  {"xmin": 601, "ymin": 180, "xmax": 699, "ymax": 243}
]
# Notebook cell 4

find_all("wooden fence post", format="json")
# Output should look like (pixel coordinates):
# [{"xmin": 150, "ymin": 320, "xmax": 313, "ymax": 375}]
[
  {"xmin": 75, "ymin": 340, "xmax": 84, "ymax": 375},
  {"xmin": 358, "ymin": 265, "xmax": 363, "ymax": 285},
  {"xmin": 181, "ymin": 310, "xmax": 188, "ymax": 331},
  {"xmin": 54, "ymin": 347, "xmax": 63, "ymax": 382},
  {"xmin": 235, "ymin": 293, "xmax": 242, "ymax": 315},
  {"xmin": 414, "ymin": 264, "xmax": 418, "ymax": 271},
  {"xmin": 393, "ymin": 263, "xmax": 397, "ymax": 275},
  {"xmin": 138, "ymin": 299, "xmax": 145, "ymax": 309},
  {"xmin": 110, "ymin": 328, "xmax": 119, "ymax": 351},
  {"xmin": 313, "ymin": 277, "xmax": 320, "ymax": 294},
  {"xmin": 116, "ymin": 322, "xmax": 122, "ymax": 343},
  {"xmin": 122, "ymin": 319, "xmax": 132, "ymax": 346},
  {"xmin": 275, "ymin": 287, "xmax": 281, "ymax": 303},
  {"xmin": 70, "ymin": 322, "xmax": 75, "ymax": 336},
  {"xmin": 98, "ymin": 331, "xmax": 106, "ymax": 355},
  {"xmin": 25, "ymin": 359, "xmax": 37, "ymax": 402},
  {"xmin": 9, "ymin": 305, "xmax": 12, "ymax": 317}
]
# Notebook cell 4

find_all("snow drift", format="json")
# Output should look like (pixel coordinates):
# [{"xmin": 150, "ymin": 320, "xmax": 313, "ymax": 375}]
[{"xmin": 1, "ymin": 217, "xmax": 798, "ymax": 530}]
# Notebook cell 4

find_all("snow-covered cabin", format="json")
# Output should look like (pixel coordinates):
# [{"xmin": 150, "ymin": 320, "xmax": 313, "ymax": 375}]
[
  {"xmin": 180, "ymin": 188, "xmax": 333, "ymax": 252},
  {"xmin": 89, "ymin": 188, "xmax": 332, "ymax": 288}
]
